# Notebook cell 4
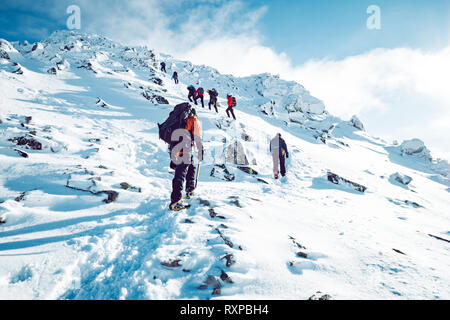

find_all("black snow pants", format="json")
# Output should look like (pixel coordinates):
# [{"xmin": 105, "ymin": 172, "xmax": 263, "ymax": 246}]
[
  {"xmin": 226, "ymin": 107, "xmax": 236, "ymax": 120},
  {"xmin": 209, "ymin": 97, "xmax": 218, "ymax": 113},
  {"xmin": 194, "ymin": 95, "xmax": 204, "ymax": 108},
  {"xmin": 272, "ymin": 151, "xmax": 286, "ymax": 177},
  {"xmin": 171, "ymin": 158, "xmax": 196, "ymax": 204}
]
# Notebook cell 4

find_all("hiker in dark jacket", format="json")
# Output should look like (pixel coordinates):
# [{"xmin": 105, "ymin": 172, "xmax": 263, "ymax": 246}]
[
  {"xmin": 207, "ymin": 89, "xmax": 219, "ymax": 113},
  {"xmin": 172, "ymin": 71, "xmax": 179, "ymax": 84},
  {"xmin": 169, "ymin": 108, "xmax": 203, "ymax": 211},
  {"xmin": 187, "ymin": 85, "xmax": 196, "ymax": 102},
  {"xmin": 270, "ymin": 133, "xmax": 289, "ymax": 179},
  {"xmin": 160, "ymin": 62, "xmax": 166, "ymax": 73},
  {"xmin": 194, "ymin": 87, "xmax": 205, "ymax": 108},
  {"xmin": 226, "ymin": 94, "xmax": 236, "ymax": 120}
]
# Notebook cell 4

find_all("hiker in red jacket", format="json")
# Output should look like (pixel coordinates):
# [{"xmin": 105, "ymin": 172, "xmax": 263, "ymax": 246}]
[
  {"xmin": 226, "ymin": 94, "xmax": 236, "ymax": 120},
  {"xmin": 194, "ymin": 87, "xmax": 205, "ymax": 108}
]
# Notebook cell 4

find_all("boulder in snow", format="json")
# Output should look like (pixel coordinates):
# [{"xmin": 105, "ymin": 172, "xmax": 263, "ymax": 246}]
[
  {"xmin": 327, "ymin": 172, "xmax": 367, "ymax": 193},
  {"xmin": 349, "ymin": 115, "xmax": 365, "ymax": 131},
  {"xmin": 210, "ymin": 164, "xmax": 235, "ymax": 182},
  {"xmin": 400, "ymin": 139, "xmax": 432, "ymax": 161},
  {"xmin": 391, "ymin": 173, "xmax": 412, "ymax": 186},
  {"xmin": 225, "ymin": 141, "xmax": 249, "ymax": 165}
]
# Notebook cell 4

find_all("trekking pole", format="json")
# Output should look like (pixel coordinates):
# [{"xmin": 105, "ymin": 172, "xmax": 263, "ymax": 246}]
[{"xmin": 195, "ymin": 162, "xmax": 201, "ymax": 189}]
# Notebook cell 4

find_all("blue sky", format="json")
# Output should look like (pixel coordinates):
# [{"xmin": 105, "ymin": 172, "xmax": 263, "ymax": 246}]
[
  {"xmin": 1, "ymin": 0, "xmax": 449, "ymax": 63},
  {"xmin": 1, "ymin": 0, "xmax": 450, "ymax": 158}
]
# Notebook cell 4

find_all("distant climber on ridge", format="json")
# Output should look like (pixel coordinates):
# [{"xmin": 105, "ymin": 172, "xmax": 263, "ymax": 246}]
[
  {"xmin": 270, "ymin": 133, "xmax": 289, "ymax": 179},
  {"xmin": 194, "ymin": 87, "xmax": 205, "ymax": 108},
  {"xmin": 226, "ymin": 94, "xmax": 237, "ymax": 120},
  {"xmin": 172, "ymin": 71, "xmax": 179, "ymax": 84},
  {"xmin": 187, "ymin": 85, "xmax": 196, "ymax": 102},
  {"xmin": 160, "ymin": 61, "xmax": 166, "ymax": 73},
  {"xmin": 207, "ymin": 88, "xmax": 219, "ymax": 113}
]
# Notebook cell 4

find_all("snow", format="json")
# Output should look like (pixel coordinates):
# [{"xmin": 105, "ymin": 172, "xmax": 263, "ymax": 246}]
[{"xmin": 0, "ymin": 30, "xmax": 449, "ymax": 300}]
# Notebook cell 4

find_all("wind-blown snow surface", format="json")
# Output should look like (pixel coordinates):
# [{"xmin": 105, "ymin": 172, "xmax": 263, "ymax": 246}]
[{"xmin": 0, "ymin": 31, "xmax": 449, "ymax": 300}]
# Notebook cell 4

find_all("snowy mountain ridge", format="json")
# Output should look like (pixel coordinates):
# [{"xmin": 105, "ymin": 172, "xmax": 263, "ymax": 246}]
[{"xmin": 0, "ymin": 30, "xmax": 449, "ymax": 300}]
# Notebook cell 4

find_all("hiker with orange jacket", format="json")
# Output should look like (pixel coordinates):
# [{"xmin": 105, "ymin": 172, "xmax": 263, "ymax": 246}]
[
  {"xmin": 226, "ymin": 94, "xmax": 236, "ymax": 120},
  {"xmin": 169, "ymin": 108, "xmax": 203, "ymax": 211},
  {"xmin": 194, "ymin": 87, "xmax": 205, "ymax": 108}
]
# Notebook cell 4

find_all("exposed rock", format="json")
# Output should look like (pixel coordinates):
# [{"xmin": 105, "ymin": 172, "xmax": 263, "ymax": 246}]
[
  {"xmin": 220, "ymin": 270, "xmax": 233, "ymax": 284},
  {"xmin": 297, "ymin": 252, "xmax": 308, "ymax": 259},
  {"xmin": 237, "ymin": 166, "xmax": 258, "ymax": 175},
  {"xmin": 400, "ymin": 139, "xmax": 432, "ymax": 161},
  {"xmin": 209, "ymin": 208, "xmax": 226, "ymax": 220},
  {"xmin": 154, "ymin": 95, "xmax": 169, "ymax": 104},
  {"xmin": 350, "ymin": 115, "xmax": 365, "ymax": 131},
  {"xmin": 309, "ymin": 292, "xmax": 332, "ymax": 300},
  {"xmin": 198, "ymin": 275, "xmax": 221, "ymax": 295},
  {"xmin": 9, "ymin": 136, "xmax": 42, "ymax": 150},
  {"xmin": 96, "ymin": 98, "xmax": 109, "ymax": 108},
  {"xmin": 161, "ymin": 259, "xmax": 182, "ymax": 268},
  {"xmin": 14, "ymin": 149, "xmax": 29, "ymax": 158},
  {"xmin": 13, "ymin": 67, "xmax": 24, "ymax": 75},
  {"xmin": 152, "ymin": 77, "xmax": 163, "ymax": 86},
  {"xmin": 15, "ymin": 191, "xmax": 28, "ymax": 202},
  {"xmin": 393, "ymin": 248, "xmax": 406, "ymax": 255},
  {"xmin": 47, "ymin": 67, "xmax": 57, "ymax": 75},
  {"xmin": 391, "ymin": 173, "xmax": 413, "ymax": 186},
  {"xmin": 0, "ymin": 217, "xmax": 5, "ymax": 224},
  {"xmin": 228, "ymin": 196, "xmax": 243, "ymax": 208},
  {"xmin": 314, "ymin": 132, "xmax": 327, "ymax": 144},
  {"xmin": 0, "ymin": 50, "xmax": 10, "ymax": 60},
  {"xmin": 142, "ymin": 90, "xmax": 169, "ymax": 104},
  {"xmin": 100, "ymin": 190, "xmax": 119, "ymax": 204},
  {"xmin": 78, "ymin": 61, "xmax": 97, "ymax": 73},
  {"xmin": 428, "ymin": 234, "xmax": 450, "ymax": 244},
  {"xmin": 222, "ymin": 253, "xmax": 236, "ymax": 267},
  {"xmin": 120, "ymin": 182, "xmax": 142, "ymax": 193},
  {"xmin": 216, "ymin": 228, "xmax": 234, "ymax": 248},
  {"xmin": 241, "ymin": 132, "xmax": 251, "ymax": 142},
  {"xmin": 210, "ymin": 164, "xmax": 235, "ymax": 182},
  {"xmin": 327, "ymin": 172, "xmax": 367, "ymax": 193},
  {"xmin": 225, "ymin": 141, "xmax": 249, "ymax": 165},
  {"xmin": 404, "ymin": 200, "xmax": 423, "ymax": 208}
]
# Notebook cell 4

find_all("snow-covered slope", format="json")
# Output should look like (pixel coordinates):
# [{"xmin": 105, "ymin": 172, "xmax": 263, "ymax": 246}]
[{"xmin": 0, "ymin": 31, "xmax": 449, "ymax": 300}]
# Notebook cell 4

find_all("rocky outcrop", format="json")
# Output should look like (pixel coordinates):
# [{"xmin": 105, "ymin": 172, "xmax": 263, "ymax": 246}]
[
  {"xmin": 391, "ymin": 173, "xmax": 412, "ymax": 186},
  {"xmin": 350, "ymin": 115, "xmax": 365, "ymax": 131},
  {"xmin": 225, "ymin": 141, "xmax": 249, "ymax": 165},
  {"xmin": 9, "ymin": 136, "xmax": 42, "ymax": 150},
  {"xmin": 327, "ymin": 172, "xmax": 367, "ymax": 193},
  {"xmin": 210, "ymin": 164, "xmax": 235, "ymax": 181},
  {"xmin": 400, "ymin": 139, "xmax": 432, "ymax": 161}
]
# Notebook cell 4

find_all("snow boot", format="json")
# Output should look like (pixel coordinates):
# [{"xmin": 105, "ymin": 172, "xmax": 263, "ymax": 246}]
[
  {"xmin": 274, "ymin": 173, "xmax": 279, "ymax": 179},
  {"xmin": 186, "ymin": 190, "xmax": 195, "ymax": 200},
  {"xmin": 169, "ymin": 199, "xmax": 190, "ymax": 211}
]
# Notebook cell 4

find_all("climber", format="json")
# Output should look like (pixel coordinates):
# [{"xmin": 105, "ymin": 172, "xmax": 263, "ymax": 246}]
[
  {"xmin": 160, "ymin": 61, "xmax": 166, "ymax": 73},
  {"xmin": 169, "ymin": 108, "xmax": 203, "ymax": 211},
  {"xmin": 172, "ymin": 71, "xmax": 179, "ymax": 84},
  {"xmin": 226, "ymin": 94, "xmax": 236, "ymax": 120},
  {"xmin": 207, "ymin": 88, "xmax": 219, "ymax": 113},
  {"xmin": 194, "ymin": 87, "xmax": 205, "ymax": 108},
  {"xmin": 270, "ymin": 133, "xmax": 289, "ymax": 179},
  {"xmin": 187, "ymin": 85, "xmax": 196, "ymax": 102}
]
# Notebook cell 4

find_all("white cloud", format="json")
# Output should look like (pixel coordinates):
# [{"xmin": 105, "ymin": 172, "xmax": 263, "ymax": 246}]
[
  {"xmin": 289, "ymin": 47, "xmax": 450, "ymax": 160},
  {"xmin": 56, "ymin": 0, "xmax": 450, "ymax": 160}
]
